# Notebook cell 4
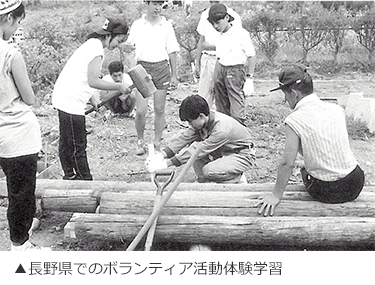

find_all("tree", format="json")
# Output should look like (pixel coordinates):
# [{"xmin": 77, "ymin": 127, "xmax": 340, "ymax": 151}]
[
  {"xmin": 353, "ymin": 9, "xmax": 375, "ymax": 64},
  {"xmin": 243, "ymin": 3, "xmax": 286, "ymax": 65},
  {"xmin": 285, "ymin": 1, "xmax": 330, "ymax": 63},
  {"xmin": 325, "ymin": 5, "xmax": 351, "ymax": 63}
]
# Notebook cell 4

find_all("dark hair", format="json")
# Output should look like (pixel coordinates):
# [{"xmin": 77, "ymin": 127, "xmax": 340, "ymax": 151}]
[
  {"xmin": 282, "ymin": 73, "xmax": 314, "ymax": 95},
  {"xmin": 179, "ymin": 95, "xmax": 210, "ymax": 122},
  {"xmin": 108, "ymin": 61, "xmax": 124, "ymax": 74},
  {"xmin": 10, "ymin": 3, "xmax": 25, "ymax": 19}
]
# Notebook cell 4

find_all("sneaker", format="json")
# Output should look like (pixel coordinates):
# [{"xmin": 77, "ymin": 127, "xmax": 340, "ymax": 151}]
[
  {"xmin": 63, "ymin": 174, "xmax": 77, "ymax": 180},
  {"xmin": 239, "ymin": 173, "xmax": 248, "ymax": 184},
  {"xmin": 136, "ymin": 140, "xmax": 147, "ymax": 156},
  {"xmin": 11, "ymin": 241, "xmax": 52, "ymax": 251}
]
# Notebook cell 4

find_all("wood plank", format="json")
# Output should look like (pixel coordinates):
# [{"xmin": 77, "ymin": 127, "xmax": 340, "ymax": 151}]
[
  {"xmin": 64, "ymin": 213, "xmax": 375, "ymax": 248},
  {"xmin": 98, "ymin": 191, "xmax": 375, "ymax": 217}
]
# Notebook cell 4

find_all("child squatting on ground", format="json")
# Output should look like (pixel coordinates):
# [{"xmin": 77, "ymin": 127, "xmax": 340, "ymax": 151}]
[
  {"xmin": 257, "ymin": 64, "xmax": 365, "ymax": 217},
  {"xmin": 52, "ymin": 18, "xmax": 130, "ymax": 181},
  {"xmin": 100, "ymin": 60, "xmax": 136, "ymax": 119},
  {"xmin": 146, "ymin": 95, "xmax": 256, "ymax": 184},
  {"xmin": 0, "ymin": 0, "xmax": 48, "ymax": 251}
]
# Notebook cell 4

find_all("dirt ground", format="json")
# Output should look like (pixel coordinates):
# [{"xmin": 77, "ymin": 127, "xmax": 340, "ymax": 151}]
[{"xmin": 0, "ymin": 78, "xmax": 374, "ymax": 251}]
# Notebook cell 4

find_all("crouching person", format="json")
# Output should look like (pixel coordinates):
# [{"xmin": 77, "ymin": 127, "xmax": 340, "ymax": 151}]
[
  {"xmin": 100, "ymin": 61, "xmax": 136, "ymax": 118},
  {"xmin": 150, "ymin": 95, "xmax": 255, "ymax": 183},
  {"xmin": 257, "ymin": 64, "xmax": 365, "ymax": 217}
]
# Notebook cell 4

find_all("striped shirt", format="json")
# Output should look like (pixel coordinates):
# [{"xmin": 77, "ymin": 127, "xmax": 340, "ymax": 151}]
[{"xmin": 285, "ymin": 93, "xmax": 357, "ymax": 181}]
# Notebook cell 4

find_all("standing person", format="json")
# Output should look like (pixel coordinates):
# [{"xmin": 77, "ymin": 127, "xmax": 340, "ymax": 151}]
[
  {"xmin": 257, "ymin": 64, "xmax": 365, "ymax": 217},
  {"xmin": 100, "ymin": 60, "xmax": 136, "ymax": 118},
  {"xmin": 122, "ymin": 0, "xmax": 179, "ymax": 155},
  {"xmin": 208, "ymin": 3, "xmax": 256, "ymax": 125},
  {"xmin": 147, "ymin": 95, "xmax": 256, "ymax": 184},
  {"xmin": 0, "ymin": 0, "xmax": 46, "ymax": 251},
  {"xmin": 194, "ymin": 0, "xmax": 242, "ymax": 109},
  {"xmin": 52, "ymin": 18, "xmax": 130, "ymax": 180}
]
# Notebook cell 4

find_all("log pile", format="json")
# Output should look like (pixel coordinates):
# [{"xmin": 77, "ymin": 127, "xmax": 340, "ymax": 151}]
[{"xmin": 1, "ymin": 180, "xmax": 374, "ymax": 248}]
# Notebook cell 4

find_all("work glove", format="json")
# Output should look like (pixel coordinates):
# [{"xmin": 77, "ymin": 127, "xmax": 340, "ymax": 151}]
[
  {"xmin": 145, "ymin": 152, "xmax": 168, "ymax": 173},
  {"xmin": 244, "ymin": 78, "xmax": 254, "ymax": 97}
]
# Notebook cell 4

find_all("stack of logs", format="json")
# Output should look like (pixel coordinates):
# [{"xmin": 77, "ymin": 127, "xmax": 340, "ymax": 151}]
[{"xmin": 1, "ymin": 180, "xmax": 374, "ymax": 249}]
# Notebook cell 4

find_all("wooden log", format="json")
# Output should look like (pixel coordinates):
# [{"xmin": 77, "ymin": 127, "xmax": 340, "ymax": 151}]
[
  {"xmin": 0, "ymin": 181, "xmax": 309, "ymax": 198},
  {"xmin": 41, "ymin": 190, "xmax": 99, "ymax": 213},
  {"xmin": 64, "ymin": 213, "xmax": 375, "ymax": 248},
  {"xmin": 99, "ymin": 191, "xmax": 375, "ymax": 217},
  {"xmin": 1, "ymin": 179, "xmax": 374, "ymax": 198}
]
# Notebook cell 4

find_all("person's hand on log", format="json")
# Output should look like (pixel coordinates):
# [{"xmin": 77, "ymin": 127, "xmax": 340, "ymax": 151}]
[{"xmin": 257, "ymin": 193, "xmax": 280, "ymax": 217}]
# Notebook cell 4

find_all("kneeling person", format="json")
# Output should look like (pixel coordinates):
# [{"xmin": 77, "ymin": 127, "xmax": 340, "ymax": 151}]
[
  {"xmin": 100, "ymin": 61, "xmax": 136, "ymax": 116},
  {"xmin": 158, "ymin": 95, "xmax": 255, "ymax": 183}
]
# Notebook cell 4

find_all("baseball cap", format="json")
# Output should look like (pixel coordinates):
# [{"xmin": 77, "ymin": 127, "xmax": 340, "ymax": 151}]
[
  {"xmin": 270, "ymin": 64, "xmax": 309, "ymax": 92},
  {"xmin": 208, "ymin": 3, "xmax": 234, "ymax": 24},
  {"xmin": 0, "ymin": 0, "xmax": 22, "ymax": 15},
  {"xmin": 95, "ymin": 18, "xmax": 128, "ymax": 35}
]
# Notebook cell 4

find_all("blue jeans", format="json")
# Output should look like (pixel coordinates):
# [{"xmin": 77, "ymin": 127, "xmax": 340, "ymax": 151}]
[
  {"xmin": 58, "ymin": 110, "xmax": 92, "ymax": 180},
  {"xmin": 0, "ymin": 153, "xmax": 38, "ymax": 244}
]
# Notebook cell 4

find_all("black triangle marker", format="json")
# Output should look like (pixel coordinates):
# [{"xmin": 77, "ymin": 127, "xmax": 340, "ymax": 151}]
[{"xmin": 15, "ymin": 264, "xmax": 26, "ymax": 274}]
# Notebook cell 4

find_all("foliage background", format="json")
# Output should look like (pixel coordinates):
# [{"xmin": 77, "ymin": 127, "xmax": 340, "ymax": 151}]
[{"xmin": 18, "ymin": 0, "xmax": 375, "ymax": 101}]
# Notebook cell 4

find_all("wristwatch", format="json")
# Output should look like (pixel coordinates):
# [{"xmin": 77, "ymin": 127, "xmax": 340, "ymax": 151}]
[{"xmin": 246, "ymin": 73, "xmax": 254, "ymax": 79}]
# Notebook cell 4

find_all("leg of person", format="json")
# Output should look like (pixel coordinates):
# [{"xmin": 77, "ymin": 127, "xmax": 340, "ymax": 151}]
[
  {"xmin": 213, "ymin": 63, "xmax": 231, "ymax": 116},
  {"xmin": 198, "ymin": 54, "xmax": 217, "ymax": 109},
  {"xmin": 70, "ymin": 114, "xmax": 92, "ymax": 180},
  {"xmin": 201, "ymin": 151, "xmax": 254, "ymax": 183},
  {"xmin": 153, "ymin": 89, "xmax": 167, "ymax": 150},
  {"xmin": 193, "ymin": 155, "xmax": 212, "ymax": 183},
  {"xmin": 143, "ymin": 60, "xmax": 171, "ymax": 149},
  {"xmin": 226, "ymin": 65, "xmax": 246, "ymax": 125},
  {"xmin": 0, "ymin": 154, "xmax": 37, "ymax": 247},
  {"xmin": 134, "ymin": 90, "xmax": 148, "ymax": 155},
  {"xmin": 58, "ymin": 110, "xmax": 76, "ymax": 179}
]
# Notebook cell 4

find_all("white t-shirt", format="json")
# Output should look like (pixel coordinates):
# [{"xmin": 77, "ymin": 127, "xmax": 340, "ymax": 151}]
[
  {"xmin": 52, "ymin": 38, "xmax": 104, "ymax": 115},
  {"xmin": 214, "ymin": 26, "xmax": 255, "ymax": 66},
  {"xmin": 126, "ymin": 15, "xmax": 179, "ymax": 62},
  {"xmin": 196, "ymin": 6, "xmax": 242, "ymax": 47}
]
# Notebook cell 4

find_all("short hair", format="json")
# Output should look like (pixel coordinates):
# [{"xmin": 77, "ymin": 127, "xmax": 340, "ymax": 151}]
[
  {"xmin": 179, "ymin": 95, "xmax": 210, "ymax": 122},
  {"xmin": 282, "ymin": 73, "xmax": 314, "ymax": 95},
  {"xmin": 108, "ymin": 61, "xmax": 124, "ymax": 74}
]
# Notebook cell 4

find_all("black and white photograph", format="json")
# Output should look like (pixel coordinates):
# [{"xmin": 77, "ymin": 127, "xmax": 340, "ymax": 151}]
[{"xmin": 0, "ymin": 0, "xmax": 374, "ymax": 281}]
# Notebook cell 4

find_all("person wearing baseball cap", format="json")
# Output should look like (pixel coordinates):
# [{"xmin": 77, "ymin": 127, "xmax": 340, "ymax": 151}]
[
  {"xmin": 206, "ymin": 3, "xmax": 256, "ymax": 125},
  {"xmin": 194, "ymin": 1, "xmax": 242, "ymax": 110},
  {"xmin": 52, "ymin": 18, "xmax": 130, "ymax": 181},
  {"xmin": 257, "ymin": 64, "xmax": 365, "ymax": 217}
]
